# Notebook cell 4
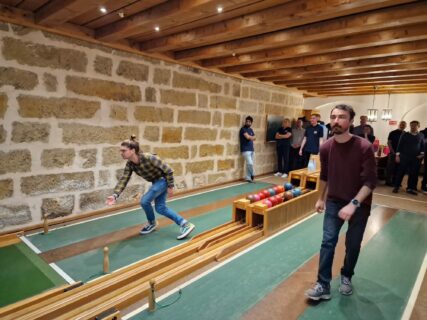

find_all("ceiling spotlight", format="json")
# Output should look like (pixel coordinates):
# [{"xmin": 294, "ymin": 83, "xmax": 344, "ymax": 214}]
[
  {"xmin": 154, "ymin": 26, "xmax": 160, "ymax": 32},
  {"xmin": 232, "ymin": 52, "xmax": 236, "ymax": 57},
  {"xmin": 217, "ymin": 6, "xmax": 223, "ymax": 13},
  {"xmin": 118, "ymin": 11, "xmax": 125, "ymax": 18},
  {"xmin": 99, "ymin": 7, "xmax": 107, "ymax": 14}
]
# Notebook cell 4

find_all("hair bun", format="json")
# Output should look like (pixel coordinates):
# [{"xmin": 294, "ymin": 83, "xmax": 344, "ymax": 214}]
[{"xmin": 130, "ymin": 134, "xmax": 137, "ymax": 141}]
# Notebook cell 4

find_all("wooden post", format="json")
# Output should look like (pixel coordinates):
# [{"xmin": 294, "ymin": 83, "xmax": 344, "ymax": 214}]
[
  {"xmin": 43, "ymin": 214, "xmax": 49, "ymax": 235},
  {"xmin": 148, "ymin": 279, "xmax": 156, "ymax": 312},
  {"xmin": 103, "ymin": 247, "xmax": 109, "ymax": 274}
]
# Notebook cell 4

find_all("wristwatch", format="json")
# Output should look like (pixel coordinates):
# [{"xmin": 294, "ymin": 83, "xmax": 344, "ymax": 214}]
[{"xmin": 351, "ymin": 199, "xmax": 361, "ymax": 207}]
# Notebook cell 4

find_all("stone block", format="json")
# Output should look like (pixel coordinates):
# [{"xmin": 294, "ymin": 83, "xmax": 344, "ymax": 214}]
[
  {"xmin": 94, "ymin": 55, "xmax": 112, "ymax": 76},
  {"xmin": 110, "ymin": 105, "xmax": 128, "ymax": 121},
  {"xmin": 61, "ymin": 123, "xmax": 138, "ymax": 144},
  {"xmin": 232, "ymin": 84, "xmax": 241, "ymax": 97},
  {"xmin": 98, "ymin": 170, "xmax": 110, "ymax": 186},
  {"xmin": 172, "ymin": 72, "xmax": 221, "ymax": 93},
  {"xmin": 0, "ymin": 150, "xmax": 31, "ymax": 174},
  {"xmin": 144, "ymin": 126, "xmax": 160, "ymax": 142},
  {"xmin": 193, "ymin": 174, "xmax": 207, "ymax": 188},
  {"xmin": 0, "ymin": 67, "xmax": 38, "ymax": 90},
  {"xmin": 42, "ymin": 195, "xmax": 74, "ymax": 218},
  {"xmin": 134, "ymin": 105, "xmax": 173, "ymax": 123},
  {"xmin": 145, "ymin": 87, "xmax": 156, "ymax": 102},
  {"xmin": 0, "ymin": 125, "xmax": 6, "ymax": 143},
  {"xmin": 3, "ymin": 37, "xmax": 87, "ymax": 71},
  {"xmin": 178, "ymin": 110, "xmax": 210, "ymax": 125},
  {"xmin": 198, "ymin": 94, "xmax": 208, "ymax": 108},
  {"xmin": 162, "ymin": 127, "xmax": 182, "ymax": 143},
  {"xmin": 250, "ymin": 87, "xmax": 270, "ymax": 102},
  {"xmin": 102, "ymin": 146, "xmax": 123, "ymax": 166},
  {"xmin": 210, "ymin": 96, "xmax": 236, "ymax": 110},
  {"xmin": 153, "ymin": 68, "xmax": 171, "ymax": 85},
  {"xmin": 199, "ymin": 144, "xmax": 224, "ymax": 157},
  {"xmin": 80, "ymin": 149, "xmax": 97, "ymax": 169},
  {"xmin": 116, "ymin": 60, "xmax": 148, "ymax": 82},
  {"xmin": 153, "ymin": 146, "xmax": 189, "ymax": 160},
  {"xmin": 79, "ymin": 189, "xmax": 112, "ymax": 212},
  {"xmin": 21, "ymin": 172, "xmax": 94, "ymax": 195},
  {"xmin": 11, "ymin": 121, "xmax": 50, "ymax": 143},
  {"xmin": 0, "ymin": 22, "xmax": 8, "ymax": 31},
  {"xmin": 160, "ymin": 89, "xmax": 196, "ymax": 107},
  {"xmin": 0, "ymin": 205, "xmax": 31, "ymax": 229},
  {"xmin": 43, "ymin": 73, "xmax": 58, "ymax": 92},
  {"xmin": 168, "ymin": 162, "xmax": 183, "ymax": 176},
  {"xmin": 208, "ymin": 173, "xmax": 227, "ymax": 184},
  {"xmin": 218, "ymin": 159, "xmax": 235, "ymax": 171},
  {"xmin": 191, "ymin": 145, "xmax": 197, "ymax": 158},
  {"xmin": 238, "ymin": 100, "xmax": 258, "ymax": 114},
  {"xmin": 226, "ymin": 143, "xmax": 239, "ymax": 156},
  {"xmin": 212, "ymin": 111, "xmax": 222, "ymax": 127},
  {"xmin": 0, "ymin": 179, "xmax": 13, "ymax": 200},
  {"xmin": 66, "ymin": 76, "xmax": 141, "ymax": 102},
  {"xmin": 184, "ymin": 127, "xmax": 217, "ymax": 141},
  {"xmin": 17, "ymin": 95, "xmax": 100, "ymax": 119},
  {"xmin": 186, "ymin": 160, "xmax": 214, "ymax": 174},
  {"xmin": 272, "ymin": 92, "xmax": 286, "ymax": 104},
  {"xmin": 223, "ymin": 113, "xmax": 241, "ymax": 128},
  {"xmin": 41, "ymin": 148, "xmax": 75, "ymax": 168},
  {"xmin": 0, "ymin": 94, "xmax": 7, "ymax": 118},
  {"xmin": 220, "ymin": 130, "xmax": 231, "ymax": 140}
]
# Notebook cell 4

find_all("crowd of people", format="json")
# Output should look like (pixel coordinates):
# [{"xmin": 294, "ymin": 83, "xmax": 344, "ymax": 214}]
[{"xmin": 239, "ymin": 112, "xmax": 427, "ymax": 195}]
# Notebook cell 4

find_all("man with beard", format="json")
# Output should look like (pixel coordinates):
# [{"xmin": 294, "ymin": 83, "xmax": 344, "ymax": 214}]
[
  {"xmin": 305, "ymin": 104, "xmax": 377, "ymax": 301},
  {"xmin": 385, "ymin": 121, "xmax": 406, "ymax": 186},
  {"xmin": 239, "ymin": 116, "xmax": 256, "ymax": 182}
]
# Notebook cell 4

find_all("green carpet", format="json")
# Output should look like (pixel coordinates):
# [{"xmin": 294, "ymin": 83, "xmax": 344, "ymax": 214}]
[
  {"xmin": 0, "ymin": 242, "xmax": 66, "ymax": 307},
  {"xmin": 130, "ymin": 213, "xmax": 327, "ymax": 320},
  {"xmin": 56, "ymin": 206, "xmax": 233, "ymax": 282},
  {"xmin": 29, "ymin": 182, "xmax": 273, "ymax": 252},
  {"xmin": 299, "ymin": 211, "xmax": 427, "ymax": 320}
]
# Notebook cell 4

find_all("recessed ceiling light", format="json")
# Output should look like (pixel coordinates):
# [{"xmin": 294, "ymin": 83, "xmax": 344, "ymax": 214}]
[
  {"xmin": 154, "ymin": 26, "xmax": 160, "ymax": 32},
  {"xmin": 232, "ymin": 52, "xmax": 236, "ymax": 57},
  {"xmin": 217, "ymin": 6, "xmax": 223, "ymax": 13},
  {"xmin": 100, "ymin": 7, "xmax": 107, "ymax": 14}
]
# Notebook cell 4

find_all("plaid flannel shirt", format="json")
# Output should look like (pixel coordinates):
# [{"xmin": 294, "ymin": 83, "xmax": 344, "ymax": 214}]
[{"xmin": 113, "ymin": 153, "xmax": 174, "ymax": 198}]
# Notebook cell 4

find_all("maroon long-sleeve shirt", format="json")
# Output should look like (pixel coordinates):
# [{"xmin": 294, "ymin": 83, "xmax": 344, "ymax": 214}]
[{"xmin": 319, "ymin": 135, "xmax": 377, "ymax": 206}]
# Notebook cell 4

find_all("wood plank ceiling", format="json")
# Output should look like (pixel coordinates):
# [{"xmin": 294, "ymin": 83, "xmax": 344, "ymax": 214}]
[{"xmin": 1, "ymin": 0, "xmax": 427, "ymax": 97}]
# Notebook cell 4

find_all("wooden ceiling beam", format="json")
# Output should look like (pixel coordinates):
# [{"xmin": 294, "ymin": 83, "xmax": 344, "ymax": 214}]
[
  {"xmin": 95, "ymin": 0, "xmax": 238, "ymax": 42},
  {"xmin": 244, "ymin": 53, "xmax": 427, "ymax": 79},
  {"xmin": 269, "ymin": 64, "xmax": 427, "ymax": 83},
  {"xmin": 35, "ymin": 0, "xmax": 107, "ymax": 26},
  {"xmin": 317, "ymin": 88, "xmax": 427, "ymax": 96},
  {"xmin": 174, "ymin": 1, "xmax": 427, "ymax": 61},
  {"xmin": 295, "ymin": 79, "xmax": 427, "ymax": 91},
  {"xmin": 312, "ymin": 86, "xmax": 427, "ymax": 95},
  {"xmin": 203, "ymin": 23, "xmax": 427, "ymax": 68},
  {"xmin": 224, "ymin": 39, "xmax": 427, "ymax": 74},
  {"xmin": 139, "ymin": 0, "xmax": 413, "ymax": 53}
]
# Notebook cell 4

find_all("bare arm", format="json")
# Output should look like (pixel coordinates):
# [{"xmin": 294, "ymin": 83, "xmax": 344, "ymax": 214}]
[
  {"xmin": 299, "ymin": 137, "xmax": 307, "ymax": 155},
  {"xmin": 243, "ymin": 132, "xmax": 256, "ymax": 141}
]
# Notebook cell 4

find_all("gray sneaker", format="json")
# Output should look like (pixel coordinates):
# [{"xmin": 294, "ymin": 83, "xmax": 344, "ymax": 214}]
[
  {"xmin": 339, "ymin": 276, "xmax": 353, "ymax": 295},
  {"xmin": 305, "ymin": 282, "xmax": 331, "ymax": 301},
  {"xmin": 177, "ymin": 222, "xmax": 195, "ymax": 240}
]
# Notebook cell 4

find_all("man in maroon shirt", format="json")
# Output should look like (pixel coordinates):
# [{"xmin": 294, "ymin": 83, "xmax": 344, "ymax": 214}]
[{"xmin": 305, "ymin": 104, "xmax": 377, "ymax": 301}]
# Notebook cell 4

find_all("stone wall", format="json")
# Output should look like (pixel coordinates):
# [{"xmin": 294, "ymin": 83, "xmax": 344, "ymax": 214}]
[{"xmin": 0, "ymin": 22, "xmax": 303, "ymax": 231}]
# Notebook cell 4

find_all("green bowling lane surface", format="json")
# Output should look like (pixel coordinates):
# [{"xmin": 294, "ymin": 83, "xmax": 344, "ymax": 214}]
[
  {"xmin": 130, "ymin": 213, "xmax": 328, "ymax": 320},
  {"xmin": 0, "ymin": 242, "xmax": 66, "ymax": 307},
  {"xmin": 56, "ymin": 206, "xmax": 233, "ymax": 282},
  {"xmin": 300, "ymin": 211, "xmax": 427, "ymax": 320},
  {"xmin": 28, "ymin": 182, "xmax": 273, "ymax": 252}
]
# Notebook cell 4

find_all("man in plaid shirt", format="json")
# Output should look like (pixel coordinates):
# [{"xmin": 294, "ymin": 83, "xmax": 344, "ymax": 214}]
[{"xmin": 106, "ymin": 135, "xmax": 195, "ymax": 240}]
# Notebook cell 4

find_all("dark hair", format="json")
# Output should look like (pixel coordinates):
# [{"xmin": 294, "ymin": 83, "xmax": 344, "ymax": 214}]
[
  {"xmin": 331, "ymin": 104, "xmax": 355, "ymax": 121},
  {"xmin": 410, "ymin": 120, "xmax": 420, "ymax": 126},
  {"xmin": 121, "ymin": 135, "xmax": 139, "ymax": 153},
  {"xmin": 245, "ymin": 116, "xmax": 253, "ymax": 122}
]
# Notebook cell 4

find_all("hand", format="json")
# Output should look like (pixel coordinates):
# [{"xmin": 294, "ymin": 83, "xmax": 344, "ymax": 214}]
[
  {"xmin": 299, "ymin": 149, "xmax": 302, "ymax": 156},
  {"xmin": 338, "ymin": 203, "xmax": 356, "ymax": 221},
  {"xmin": 167, "ymin": 187, "xmax": 174, "ymax": 197},
  {"xmin": 417, "ymin": 154, "xmax": 424, "ymax": 159},
  {"xmin": 395, "ymin": 155, "xmax": 400, "ymax": 163},
  {"xmin": 106, "ymin": 196, "xmax": 116, "ymax": 206},
  {"xmin": 315, "ymin": 199, "xmax": 325, "ymax": 213}
]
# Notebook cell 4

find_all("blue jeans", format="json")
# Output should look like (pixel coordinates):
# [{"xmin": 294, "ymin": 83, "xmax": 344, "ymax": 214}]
[
  {"xmin": 242, "ymin": 151, "xmax": 255, "ymax": 180},
  {"xmin": 317, "ymin": 200, "xmax": 370, "ymax": 287},
  {"xmin": 140, "ymin": 178, "xmax": 185, "ymax": 226}
]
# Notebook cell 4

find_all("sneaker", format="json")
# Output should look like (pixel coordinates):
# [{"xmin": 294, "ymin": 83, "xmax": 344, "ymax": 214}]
[
  {"xmin": 245, "ymin": 179, "xmax": 254, "ymax": 183},
  {"xmin": 305, "ymin": 282, "xmax": 331, "ymax": 301},
  {"xmin": 177, "ymin": 222, "xmax": 195, "ymax": 240},
  {"xmin": 274, "ymin": 172, "xmax": 282, "ymax": 177},
  {"xmin": 281, "ymin": 173, "xmax": 288, "ymax": 178},
  {"xmin": 339, "ymin": 276, "xmax": 353, "ymax": 295},
  {"xmin": 392, "ymin": 188, "xmax": 398, "ymax": 193},
  {"xmin": 140, "ymin": 221, "xmax": 157, "ymax": 235},
  {"xmin": 406, "ymin": 189, "xmax": 418, "ymax": 195},
  {"xmin": 422, "ymin": 189, "xmax": 427, "ymax": 195}
]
